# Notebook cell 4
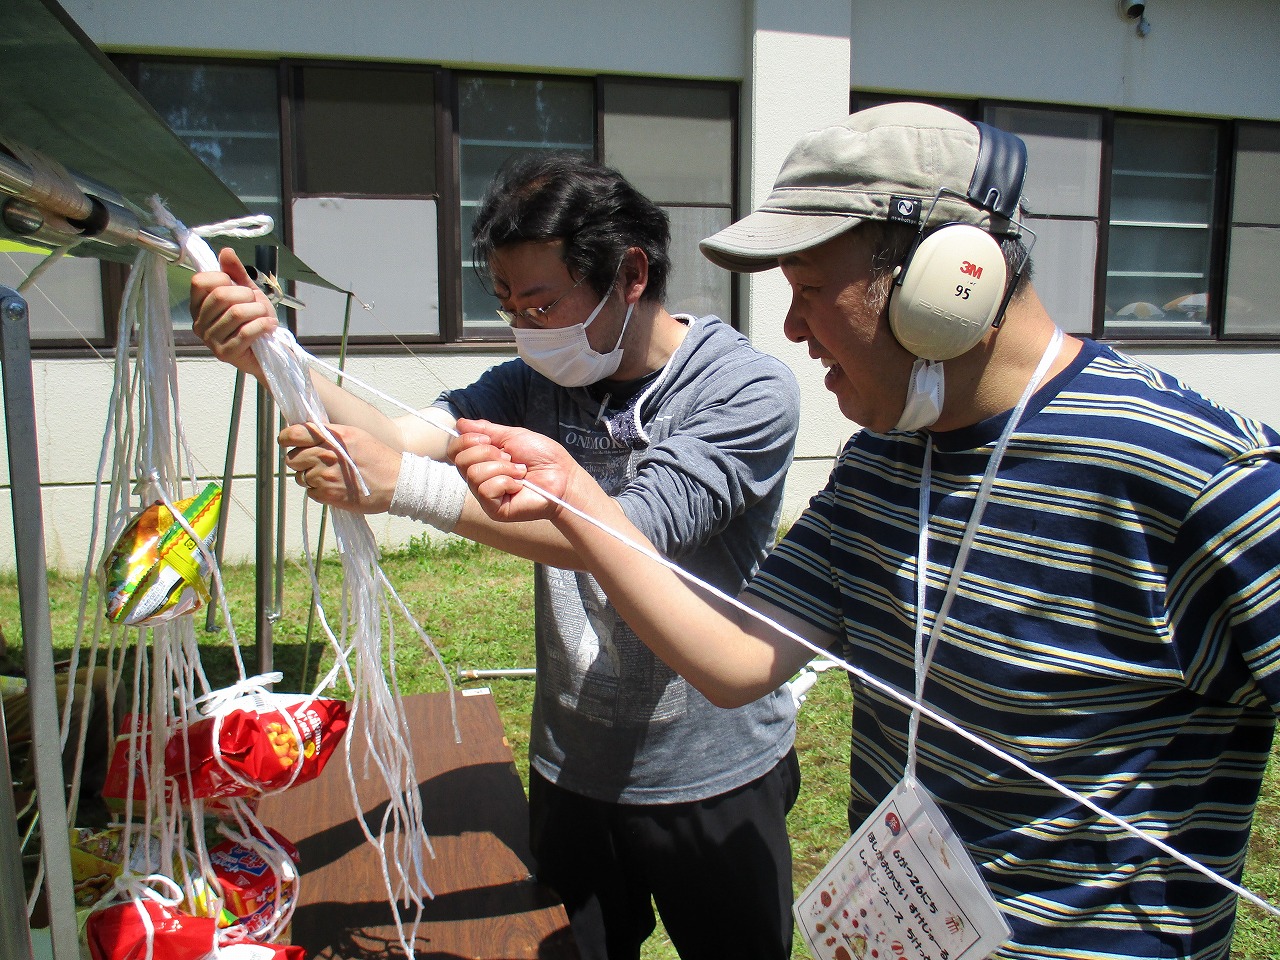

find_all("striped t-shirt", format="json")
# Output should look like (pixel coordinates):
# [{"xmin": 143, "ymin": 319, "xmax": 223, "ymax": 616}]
[{"xmin": 748, "ymin": 339, "xmax": 1280, "ymax": 959}]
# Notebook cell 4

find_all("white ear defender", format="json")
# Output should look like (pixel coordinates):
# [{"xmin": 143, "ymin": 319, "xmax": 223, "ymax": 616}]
[{"xmin": 887, "ymin": 122, "xmax": 1029, "ymax": 362}]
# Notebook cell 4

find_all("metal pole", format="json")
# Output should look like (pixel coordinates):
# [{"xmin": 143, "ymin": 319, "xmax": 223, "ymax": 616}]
[
  {"xmin": 255, "ymin": 378, "xmax": 275, "ymax": 680},
  {"xmin": 457, "ymin": 668, "xmax": 537, "ymax": 680},
  {"xmin": 254, "ymin": 246, "xmax": 279, "ymax": 682},
  {"xmin": 0, "ymin": 286, "xmax": 77, "ymax": 960},
  {"xmin": 0, "ymin": 693, "xmax": 35, "ymax": 960},
  {"xmin": 205, "ymin": 369, "xmax": 245, "ymax": 632}
]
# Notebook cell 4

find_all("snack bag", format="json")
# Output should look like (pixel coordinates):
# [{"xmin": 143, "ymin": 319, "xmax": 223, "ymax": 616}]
[
  {"xmin": 69, "ymin": 827, "xmax": 158, "ymax": 908},
  {"xmin": 164, "ymin": 694, "xmax": 349, "ymax": 799},
  {"xmin": 207, "ymin": 827, "xmax": 300, "ymax": 939},
  {"xmin": 69, "ymin": 827, "xmax": 202, "ymax": 910},
  {"xmin": 85, "ymin": 898, "xmax": 217, "ymax": 960},
  {"xmin": 102, "ymin": 713, "xmax": 162, "ymax": 813},
  {"xmin": 103, "ymin": 713, "xmax": 253, "ymax": 820},
  {"xmin": 102, "ymin": 483, "xmax": 221, "ymax": 626}
]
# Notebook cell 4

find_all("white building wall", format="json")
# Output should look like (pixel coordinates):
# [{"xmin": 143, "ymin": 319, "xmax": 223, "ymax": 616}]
[
  {"xmin": 58, "ymin": 0, "xmax": 748, "ymax": 78},
  {"xmin": 5, "ymin": 0, "xmax": 1280, "ymax": 571},
  {"xmin": 850, "ymin": 0, "xmax": 1280, "ymax": 121}
]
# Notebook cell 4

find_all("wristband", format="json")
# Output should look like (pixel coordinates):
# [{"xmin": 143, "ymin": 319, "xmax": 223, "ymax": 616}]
[{"xmin": 388, "ymin": 453, "xmax": 467, "ymax": 533}]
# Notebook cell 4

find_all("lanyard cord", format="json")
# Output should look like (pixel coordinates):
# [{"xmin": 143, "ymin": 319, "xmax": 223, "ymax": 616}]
[{"xmin": 906, "ymin": 327, "xmax": 1064, "ymax": 780}]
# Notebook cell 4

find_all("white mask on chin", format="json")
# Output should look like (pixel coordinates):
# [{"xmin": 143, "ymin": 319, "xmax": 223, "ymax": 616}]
[
  {"xmin": 894, "ymin": 358, "xmax": 944, "ymax": 432},
  {"xmin": 513, "ymin": 288, "xmax": 634, "ymax": 388}
]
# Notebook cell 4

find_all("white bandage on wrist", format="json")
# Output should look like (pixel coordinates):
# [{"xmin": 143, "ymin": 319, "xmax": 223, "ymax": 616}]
[{"xmin": 388, "ymin": 452, "xmax": 467, "ymax": 533}]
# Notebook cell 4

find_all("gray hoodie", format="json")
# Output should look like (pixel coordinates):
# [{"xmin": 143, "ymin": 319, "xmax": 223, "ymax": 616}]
[{"xmin": 439, "ymin": 315, "xmax": 800, "ymax": 802}]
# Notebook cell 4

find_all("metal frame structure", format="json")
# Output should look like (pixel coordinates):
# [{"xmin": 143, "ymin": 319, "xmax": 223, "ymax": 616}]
[
  {"xmin": 0, "ymin": 145, "xmax": 281, "ymax": 957},
  {"xmin": 1, "ymin": 283, "xmax": 77, "ymax": 960}
]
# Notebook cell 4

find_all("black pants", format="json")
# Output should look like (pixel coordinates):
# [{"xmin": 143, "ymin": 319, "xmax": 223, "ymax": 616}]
[{"xmin": 529, "ymin": 749, "xmax": 800, "ymax": 960}]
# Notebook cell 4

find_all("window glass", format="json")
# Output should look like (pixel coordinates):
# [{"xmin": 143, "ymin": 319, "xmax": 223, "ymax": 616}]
[
  {"xmin": 1104, "ymin": 118, "xmax": 1218, "ymax": 338},
  {"xmin": 0, "ymin": 249, "xmax": 105, "ymax": 340},
  {"xmin": 664, "ymin": 206, "xmax": 733, "ymax": 321},
  {"xmin": 295, "ymin": 66, "xmax": 435, "ymax": 196},
  {"xmin": 1223, "ymin": 227, "xmax": 1279, "ymax": 337},
  {"xmin": 984, "ymin": 105, "xmax": 1103, "ymax": 337},
  {"xmin": 1230, "ymin": 123, "xmax": 1280, "ymax": 223},
  {"xmin": 457, "ymin": 75, "xmax": 593, "ymax": 335},
  {"xmin": 1021, "ymin": 217, "xmax": 1097, "ymax": 335},
  {"xmin": 602, "ymin": 84, "xmax": 733, "ymax": 205},
  {"xmin": 135, "ymin": 62, "xmax": 282, "ymax": 330},
  {"xmin": 602, "ymin": 82, "xmax": 735, "ymax": 322},
  {"xmin": 986, "ymin": 106, "xmax": 1101, "ymax": 219},
  {"xmin": 1224, "ymin": 123, "xmax": 1280, "ymax": 338},
  {"xmin": 136, "ymin": 62, "xmax": 282, "ymax": 226},
  {"xmin": 291, "ymin": 197, "xmax": 440, "ymax": 339}
]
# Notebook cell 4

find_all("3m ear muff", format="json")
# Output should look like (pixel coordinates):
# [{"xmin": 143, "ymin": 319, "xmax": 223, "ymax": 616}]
[{"xmin": 887, "ymin": 122, "xmax": 1028, "ymax": 362}]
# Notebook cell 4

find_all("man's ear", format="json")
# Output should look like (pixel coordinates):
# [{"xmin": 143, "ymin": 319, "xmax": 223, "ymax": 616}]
[{"xmin": 622, "ymin": 246, "xmax": 649, "ymax": 304}]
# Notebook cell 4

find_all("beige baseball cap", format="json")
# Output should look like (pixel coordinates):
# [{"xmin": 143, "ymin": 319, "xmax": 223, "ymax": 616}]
[{"xmin": 700, "ymin": 102, "xmax": 1024, "ymax": 273}]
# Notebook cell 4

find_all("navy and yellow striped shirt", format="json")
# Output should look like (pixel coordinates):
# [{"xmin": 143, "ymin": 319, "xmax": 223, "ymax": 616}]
[{"xmin": 749, "ymin": 339, "xmax": 1280, "ymax": 959}]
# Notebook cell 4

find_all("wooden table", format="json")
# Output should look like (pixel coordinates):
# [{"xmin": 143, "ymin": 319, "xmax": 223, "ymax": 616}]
[{"xmin": 257, "ymin": 689, "xmax": 579, "ymax": 959}]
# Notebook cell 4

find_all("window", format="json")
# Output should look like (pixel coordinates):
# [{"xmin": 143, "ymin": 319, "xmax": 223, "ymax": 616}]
[
  {"xmin": 855, "ymin": 91, "xmax": 1278, "ymax": 342},
  {"xmin": 132, "ymin": 60, "xmax": 282, "ymax": 332},
  {"xmin": 78, "ymin": 58, "xmax": 738, "ymax": 353},
  {"xmin": 602, "ymin": 80, "xmax": 736, "ymax": 322},
  {"xmin": 290, "ymin": 65, "xmax": 441, "ymax": 341},
  {"xmin": 457, "ymin": 74, "xmax": 594, "ymax": 338},
  {"xmin": 1103, "ymin": 117, "xmax": 1221, "ymax": 338},
  {"xmin": 1224, "ymin": 123, "xmax": 1280, "ymax": 338},
  {"xmin": 0, "ymin": 250, "xmax": 106, "ymax": 343},
  {"xmin": 985, "ymin": 105, "xmax": 1101, "ymax": 335}
]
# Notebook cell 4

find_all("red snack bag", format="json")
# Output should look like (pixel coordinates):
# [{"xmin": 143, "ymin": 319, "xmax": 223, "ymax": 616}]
[
  {"xmin": 86, "ymin": 898, "xmax": 217, "ymax": 960},
  {"xmin": 209, "ymin": 827, "xmax": 301, "ymax": 940},
  {"xmin": 104, "ymin": 714, "xmax": 257, "ymax": 820},
  {"xmin": 165, "ymin": 693, "xmax": 349, "ymax": 800}
]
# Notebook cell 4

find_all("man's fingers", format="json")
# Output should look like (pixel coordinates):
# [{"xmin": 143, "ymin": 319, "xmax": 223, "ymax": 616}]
[{"xmin": 218, "ymin": 247, "xmax": 256, "ymax": 289}]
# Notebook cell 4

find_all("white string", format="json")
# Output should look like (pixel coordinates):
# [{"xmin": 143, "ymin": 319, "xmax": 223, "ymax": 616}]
[
  {"xmin": 14, "ymin": 239, "xmax": 82, "ymax": 294},
  {"xmin": 162, "ymin": 206, "xmax": 451, "ymax": 955},
  {"xmin": 532, "ymin": 474, "xmax": 1280, "ymax": 916},
  {"xmin": 138, "ymin": 207, "xmax": 1276, "ymax": 925},
  {"xmin": 296, "ymin": 340, "xmax": 1280, "ymax": 919},
  {"xmin": 907, "ymin": 329, "xmax": 1063, "ymax": 778}
]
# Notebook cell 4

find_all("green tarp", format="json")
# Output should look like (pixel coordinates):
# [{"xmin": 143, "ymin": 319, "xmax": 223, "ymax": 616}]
[{"xmin": 0, "ymin": 0, "xmax": 337, "ymax": 290}]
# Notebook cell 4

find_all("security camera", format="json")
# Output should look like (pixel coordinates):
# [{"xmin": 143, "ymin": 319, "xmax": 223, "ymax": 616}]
[{"xmin": 1122, "ymin": 0, "xmax": 1145, "ymax": 18}]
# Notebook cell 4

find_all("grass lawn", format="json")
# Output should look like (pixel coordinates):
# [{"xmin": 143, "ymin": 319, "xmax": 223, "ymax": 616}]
[{"xmin": 2, "ymin": 536, "xmax": 1278, "ymax": 958}]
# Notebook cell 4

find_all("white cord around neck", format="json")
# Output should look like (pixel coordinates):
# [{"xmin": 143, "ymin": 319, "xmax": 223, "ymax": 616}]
[{"xmin": 162, "ymin": 208, "xmax": 1278, "ymax": 922}]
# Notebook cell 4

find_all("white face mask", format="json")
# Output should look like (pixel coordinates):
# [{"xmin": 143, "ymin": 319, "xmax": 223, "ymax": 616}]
[
  {"xmin": 894, "ymin": 358, "xmax": 945, "ymax": 432},
  {"xmin": 513, "ymin": 286, "xmax": 634, "ymax": 387}
]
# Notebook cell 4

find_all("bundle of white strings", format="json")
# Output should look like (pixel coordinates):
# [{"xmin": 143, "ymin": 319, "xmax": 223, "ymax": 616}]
[
  {"xmin": 44, "ymin": 229, "xmax": 250, "ymax": 934},
  {"xmin": 159, "ymin": 201, "xmax": 455, "ymax": 956},
  {"xmin": 149, "ymin": 202, "xmax": 1279, "ymax": 932},
  {"xmin": 262, "ymin": 296, "xmax": 1280, "ymax": 924}
]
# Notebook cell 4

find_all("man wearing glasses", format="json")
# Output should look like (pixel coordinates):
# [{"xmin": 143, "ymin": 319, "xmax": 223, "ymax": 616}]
[{"xmin": 191, "ymin": 153, "xmax": 802, "ymax": 960}]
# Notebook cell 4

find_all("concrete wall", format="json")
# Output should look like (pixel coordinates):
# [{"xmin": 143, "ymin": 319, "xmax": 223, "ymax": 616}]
[
  {"xmin": 58, "ymin": 0, "xmax": 747, "ymax": 78},
  {"xmin": 849, "ymin": 0, "xmax": 1280, "ymax": 121},
  {"xmin": 5, "ymin": 0, "xmax": 1280, "ymax": 572}
]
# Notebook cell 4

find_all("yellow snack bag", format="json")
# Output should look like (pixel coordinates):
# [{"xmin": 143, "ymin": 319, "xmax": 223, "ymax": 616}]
[{"xmin": 102, "ymin": 483, "xmax": 222, "ymax": 626}]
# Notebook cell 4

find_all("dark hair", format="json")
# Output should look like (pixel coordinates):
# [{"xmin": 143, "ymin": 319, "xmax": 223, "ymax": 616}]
[{"xmin": 471, "ymin": 152, "xmax": 672, "ymax": 304}]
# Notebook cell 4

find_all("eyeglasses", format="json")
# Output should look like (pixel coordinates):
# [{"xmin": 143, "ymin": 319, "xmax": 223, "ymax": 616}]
[{"xmin": 496, "ymin": 273, "xmax": 591, "ymax": 327}]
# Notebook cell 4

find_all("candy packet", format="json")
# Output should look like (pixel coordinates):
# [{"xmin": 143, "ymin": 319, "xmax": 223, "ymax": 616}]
[
  {"xmin": 206, "ymin": 827, "xmax": 300, "ymax": 940},
  {"xmin": 102, "ymin": 483, "xmax": 222, "ymax": 626},
  {"xmin": 165, "ymin": 693, "xmax": 349, "ymax": 800},
  {"xmin": 85, "ymin": 897, "xmax": 218, "ymax": 960}
]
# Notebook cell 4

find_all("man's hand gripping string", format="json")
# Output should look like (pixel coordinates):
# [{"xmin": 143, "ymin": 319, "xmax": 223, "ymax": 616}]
[{"xmin": 449, "ymin": 418, "xmax": 584, "ymax": 523}]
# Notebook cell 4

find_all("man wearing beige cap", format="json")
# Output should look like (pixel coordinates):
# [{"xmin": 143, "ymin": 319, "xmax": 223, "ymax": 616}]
[{"xmin": 449, "ymin": 102, "xmax": 1280, "ymax": 959}]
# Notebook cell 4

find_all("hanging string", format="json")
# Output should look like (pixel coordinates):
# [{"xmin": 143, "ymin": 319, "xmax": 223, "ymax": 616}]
[
  {"xmin": 160, "ymin": 203, "xmax": 456, "ymax": 955},
  {"xmin": 37, "ymin": 196, "xmax": 1272, "ymax": 934},
  {"xmin": 276, "ymin": 321, "xmax": 1280, "ymax": 920}
]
